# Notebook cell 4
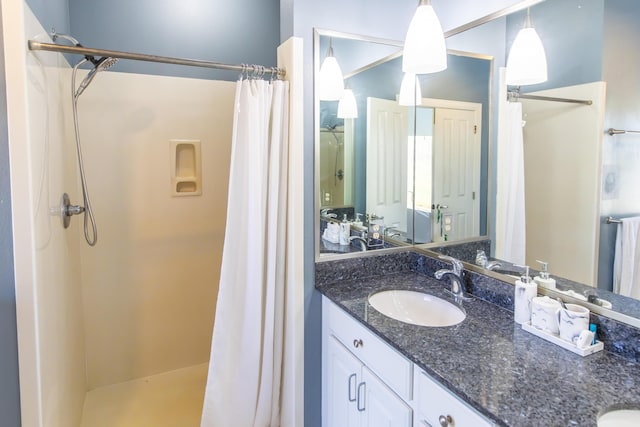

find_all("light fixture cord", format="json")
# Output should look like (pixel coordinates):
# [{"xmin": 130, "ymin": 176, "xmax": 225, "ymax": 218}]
[{"xmin": 524, "ymin": 8, "xmax": 533, "ymax": 28}]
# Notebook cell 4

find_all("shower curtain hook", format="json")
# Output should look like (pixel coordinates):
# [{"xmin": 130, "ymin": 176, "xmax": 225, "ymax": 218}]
[{"xmin": 238, "ymin": 63, "xmax": 245, "ymax": 81}]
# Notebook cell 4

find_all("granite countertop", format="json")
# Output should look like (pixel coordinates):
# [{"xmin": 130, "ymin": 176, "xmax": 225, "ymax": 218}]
[{"xmin": 316, "ymin": 271, "xmax": 640, "ymax": 427}]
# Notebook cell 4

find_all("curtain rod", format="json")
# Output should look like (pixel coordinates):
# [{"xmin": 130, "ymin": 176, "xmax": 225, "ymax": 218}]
[
  {"xmin": 28, "ymin": 40, "xmax": 286, "ymax": 78},
  {"xmin": 507, "ymin": 90, "xmax": 592, "ymax": 105},
  {"xmin": 606, "ymin": 216, "xmax": 622, "ymax": 224},
  {"xmin": 607, "ymin": 128, "xmax": 640, "ymax": 136}
]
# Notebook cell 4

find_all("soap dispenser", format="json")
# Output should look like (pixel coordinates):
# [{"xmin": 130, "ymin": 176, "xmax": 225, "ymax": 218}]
[
  {"xmin": 534, "ymin": 260, "xmax": 556, "ymax": 290},
  {"xmin": 353, "ymin": 213, "xmax": 363, "ymax": 228},
  {"xmin": 514, "ymin": 266, "xmax": 537, "ymax": 325},
  {"xmin": 339, "ymin": 214, "xmax": 351, "ymax": 246}
]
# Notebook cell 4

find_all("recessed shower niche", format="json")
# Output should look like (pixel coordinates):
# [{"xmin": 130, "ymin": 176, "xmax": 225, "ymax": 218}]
[{"xmin": 171, "ymin": 139, "xmax": 202, "ymax": 196}]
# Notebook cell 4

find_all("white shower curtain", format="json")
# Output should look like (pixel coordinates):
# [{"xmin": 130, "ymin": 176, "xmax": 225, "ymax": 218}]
[
  {"xmin": 201, "ymin": 78, "xmax": 290, "ymax": 427},
  {"xmin": 495, "ymin": 68, "xmax": 526, "ymax": 265}
]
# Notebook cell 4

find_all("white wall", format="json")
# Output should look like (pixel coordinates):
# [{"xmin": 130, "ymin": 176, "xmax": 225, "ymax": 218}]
[
  {"xmin": 76, "ymin": 71, "xmax": 233, "ymax": 389},
  {"xmin": 4, "ymin": 3, "xmax": 86, "ymax": 426}
]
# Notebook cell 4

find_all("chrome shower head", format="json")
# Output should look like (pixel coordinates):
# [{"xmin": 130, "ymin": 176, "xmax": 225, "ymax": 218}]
[{"xmin": 75, "ymin": 56, "xmax": 119, "ymax": 98}]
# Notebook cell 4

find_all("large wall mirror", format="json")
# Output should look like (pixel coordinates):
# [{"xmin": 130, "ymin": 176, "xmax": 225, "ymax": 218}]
[
  {"xmin": 315, "ymin": 0, "xmax": 640, "ymax": 327},
  {"xmin": 438, "ymin": 0, "xmax": 640, "ymax": 326},
  {"xmin": 314, "ymin": 30, "xmax": 491, "ymax": 258}
]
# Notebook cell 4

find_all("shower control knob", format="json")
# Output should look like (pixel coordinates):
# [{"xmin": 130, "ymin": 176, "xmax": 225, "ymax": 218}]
[
  {"xmin": 60, "ymin": 193, "xmax": 85, "ymax": 229},
  {"xmin": 67, "ymin": 205, "xmax": 85, "ymax": 215}
]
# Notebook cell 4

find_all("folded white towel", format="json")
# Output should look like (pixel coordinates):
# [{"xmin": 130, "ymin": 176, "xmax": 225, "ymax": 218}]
[{"xmin": 613, "ymin": 216, "xmax": 640, "ymax": 298}]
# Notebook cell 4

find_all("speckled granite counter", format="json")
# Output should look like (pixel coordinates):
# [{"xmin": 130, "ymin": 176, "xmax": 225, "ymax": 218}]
[{"xmin": 316, "ymin": 255, "xmax": 640, "ymax": 427}]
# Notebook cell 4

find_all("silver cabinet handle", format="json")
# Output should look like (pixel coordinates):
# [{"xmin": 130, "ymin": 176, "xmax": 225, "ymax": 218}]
[
  {"xmin": 353, "ymin": 339, "xmax": 363, "ymax": 348},
  {"xmin": 356, "ymin": 382, "xmax": 366, "ymax": 412},
  {"xmin": 348, "ymin": 373, "xmax": 357, "ymax": 402},
  {"xmin": 438, "ymin": 415, "xmax": 453, "ymax": 426}
]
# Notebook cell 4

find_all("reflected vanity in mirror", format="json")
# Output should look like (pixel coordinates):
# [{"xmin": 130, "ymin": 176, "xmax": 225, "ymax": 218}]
[{"xmin": 314, "ymin": 29, "xmax": 491, "ymax": 257}]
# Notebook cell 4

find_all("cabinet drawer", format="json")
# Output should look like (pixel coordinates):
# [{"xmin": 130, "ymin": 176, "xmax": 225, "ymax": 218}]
[
  {"xmin": 414, "ymin": 369, "xmax": 493, "ymax": 427},
  {"xmin": 325, "ymin": 298, "xmax": 413, "ymax": 400}
]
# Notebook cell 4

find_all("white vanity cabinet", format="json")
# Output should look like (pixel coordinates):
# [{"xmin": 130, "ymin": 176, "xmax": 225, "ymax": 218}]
[
  {"xmin": 322, "ymin": 297, "xmax": 494, "ymax": 427},
  {"xmin": 322, "ymin": 298, "xmax": 413, "ymax": 427}
]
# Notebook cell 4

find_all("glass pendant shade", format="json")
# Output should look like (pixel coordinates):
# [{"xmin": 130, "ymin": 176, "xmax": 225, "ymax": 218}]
[
  {"xmin": 402, "ymin": 0, "xmax": 447, "ymax": 74},
  {"xmin": 319, "ymin": 44, "xmax": 345, "ymax": 100},
  {"xmin": 337, "ymin": 89, "xmax": 358, "ymax": 119},
  {"xmin": 398, "ymin": 73, "xmax": 422, "ymax": 106},
  {"xmin": 506, "ymin": 12, "xmax": 548, "ymax": 85}
]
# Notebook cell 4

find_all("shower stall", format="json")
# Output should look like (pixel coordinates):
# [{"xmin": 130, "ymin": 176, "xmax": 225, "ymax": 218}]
[{"xmin": 5, "ymin": 4, "xmax": 302, "ymax": 426}]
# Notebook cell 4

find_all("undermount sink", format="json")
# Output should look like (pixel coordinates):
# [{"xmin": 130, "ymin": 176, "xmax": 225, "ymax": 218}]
[
  {"xmin": 598, "ymin": 409, "xmax": 640, "ymax": 427},
  {"xmin": 368, "ymin": 290, "xmax": 466, "ymax": 327}
]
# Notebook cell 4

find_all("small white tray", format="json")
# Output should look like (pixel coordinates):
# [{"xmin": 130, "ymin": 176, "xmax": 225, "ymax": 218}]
[{"xmin": 522, "ymin": 322, "xmax": 604, "ymax": 357}]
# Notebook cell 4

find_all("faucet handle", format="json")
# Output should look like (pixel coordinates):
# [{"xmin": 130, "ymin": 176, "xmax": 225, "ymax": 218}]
[{"xmin": 438, "ymin": 255, "xmax": 463, "ymax": 276}]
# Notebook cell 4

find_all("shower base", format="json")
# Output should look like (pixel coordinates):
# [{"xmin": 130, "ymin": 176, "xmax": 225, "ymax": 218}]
[{"xmin": 81, "ymin": 362, "xmax": 208, "ymax": 427}]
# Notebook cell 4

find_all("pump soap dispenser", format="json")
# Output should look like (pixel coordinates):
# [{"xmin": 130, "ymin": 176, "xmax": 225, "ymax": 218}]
[
  {"xmin": 534, "ymin": 260, "xmax": 556, "ymax": 290},
  {"xmin": 514, "ymin": 266, "xmax": 537, "ymax": 325},
  {"xmin": 339, "ymin": 214, "xmax": 351, "ymax": 246}
]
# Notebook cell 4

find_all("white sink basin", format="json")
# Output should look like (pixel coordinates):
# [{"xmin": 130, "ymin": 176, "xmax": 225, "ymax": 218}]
[
  {"xmin": 368, "ymin": 290, "xmax": 466, "ymax": 327},
  {"xmin": 598, "ymin": 409, "xmax": 640, "ymax": 427}
]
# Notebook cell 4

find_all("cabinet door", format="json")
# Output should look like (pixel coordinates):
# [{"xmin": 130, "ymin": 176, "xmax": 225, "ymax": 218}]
[
  {"xmin": 326, "ymin": 335, "xmax": 362, "ymax": 427},
  {"xmin": 360, "ymin": 367, "xmax": 412, "ymax": 427}
]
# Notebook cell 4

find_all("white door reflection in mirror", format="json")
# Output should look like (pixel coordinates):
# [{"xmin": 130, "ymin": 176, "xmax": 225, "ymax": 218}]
[
  {"xmin": 431, "ymin": 102, "xmax": 481, "ymax": 242},
  {"xmin": 366, "ymin": 97, "xmax": 408, "ymax": 233},
  {"xmin": 409, "ymin": 107, "xmax": 433, "ymax": 244}
]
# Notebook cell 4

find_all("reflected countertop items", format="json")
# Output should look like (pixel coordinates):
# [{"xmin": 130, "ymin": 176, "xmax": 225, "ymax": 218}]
[{"xmin": 316, "ymin": 251, "xmax": 640, "ymax": 427}]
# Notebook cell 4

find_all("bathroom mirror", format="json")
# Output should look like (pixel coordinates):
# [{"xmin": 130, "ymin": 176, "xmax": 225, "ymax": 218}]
[
  {"xmin": 431, "ymin": 0, "xmax": 640, "ymax": 326},
  {"xmin": 314, "ymin": 29, "xmax": 491, "ymax": 258}
]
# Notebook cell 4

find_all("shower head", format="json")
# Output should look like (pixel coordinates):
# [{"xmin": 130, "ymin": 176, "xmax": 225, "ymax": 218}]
[{"xmin": 74, "ymin": 56, "xmax": 119, "ymax": 99}]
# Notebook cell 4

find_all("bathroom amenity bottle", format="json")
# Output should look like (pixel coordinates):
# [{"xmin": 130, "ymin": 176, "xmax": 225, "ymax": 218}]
[
  {"xmin": 514, "ymin": 266, "xmax": 537, "ymax": 325},
  {"xmin": 339, "ymin": 214, "xmax": 351, "ymax": 246},
  {"xmin": 534, "ymin": 260, "xmax": 556, "ymax": 290}
]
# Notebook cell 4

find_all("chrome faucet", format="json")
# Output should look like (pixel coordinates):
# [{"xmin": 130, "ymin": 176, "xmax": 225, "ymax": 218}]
[
  {"xmin": 485, "ymin": 260, "xmax": 503, "ymax": 270},
  {"xmin": 349, "ymin": 236, "xmax": 368, "ymax": 251},
  {"xmin": 384, "ymin": 226, "xmax": 401, "ymax": 239},
  {"xmin": 321, "ymin": 208, "xmax": 338, "ymax": 219},
  {"xmin": 434, "ymin": 255, "xmax": 469, "ymax": 300}
]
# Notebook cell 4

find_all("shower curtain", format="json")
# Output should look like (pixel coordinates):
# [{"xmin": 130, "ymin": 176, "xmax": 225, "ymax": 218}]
[
  {"xmin": 495, "ymin": 68, "xmax": 526, "ymax": 265},
  {"xmin": 201, "ymin": 77, "xmax": 290, "ymax": 427}
]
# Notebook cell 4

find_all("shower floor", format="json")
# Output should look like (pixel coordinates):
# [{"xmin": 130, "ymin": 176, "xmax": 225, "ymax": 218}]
[{"xmin": 81, "ymin": 363, "xmax": 208, "ymax": 427}]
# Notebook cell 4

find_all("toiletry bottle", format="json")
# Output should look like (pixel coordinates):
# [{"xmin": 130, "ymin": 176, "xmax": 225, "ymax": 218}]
[
  {"xmin": 353, "ymin": 213, "xmax": 363, "ymax": 228},
  {"xmin": 514, "ymin": 266, "xmax": 537, "ymax": 325},
  {"xmin": 339, "ymin": 214, "xmax": 351, "ymax": 246},
  {"xmin": 534, "ymin": 260, "xmax": 556, "ymax": 290}
]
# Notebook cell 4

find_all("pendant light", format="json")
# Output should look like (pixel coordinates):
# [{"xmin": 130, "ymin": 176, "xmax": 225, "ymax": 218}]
[
  {"xmin": 402, "ymin": 0, "xmax": 447, "ymax": 74},
  {"xmin": 319, "ymin": 38, "xmax": 345, "ymax": 101},
  {"xmin": 506, "ymin": 8, "xmax": 548, "ymax": 86},
  {"xmin": 337, "ymin": 88, "xmax": 358, "ymax": 119},
  {"xmin": 398, "ymin": 72, "xmax": 422, "ymax": 106}
]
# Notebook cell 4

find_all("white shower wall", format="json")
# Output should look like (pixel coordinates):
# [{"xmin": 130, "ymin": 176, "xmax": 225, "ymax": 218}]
[
  {"xmin": 76, "ymin": 70, "xmax": 234, "ymax": 389},
  {"xmin": 4, "ymin": 4, "xmax": 86, "ymax": 427}
]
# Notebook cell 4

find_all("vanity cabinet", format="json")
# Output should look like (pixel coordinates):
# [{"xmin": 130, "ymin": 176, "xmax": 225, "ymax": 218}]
[
  {"xmin": 322, "ymin": 297, "xmax": 494, "ymax": 427},
  {"xmin": 323, "ymin": 298, "xmax": 412, "ymax": 427},
  {"xmin": 325, "ymin": 335, "xmax": 412, "ymax": 426}
]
